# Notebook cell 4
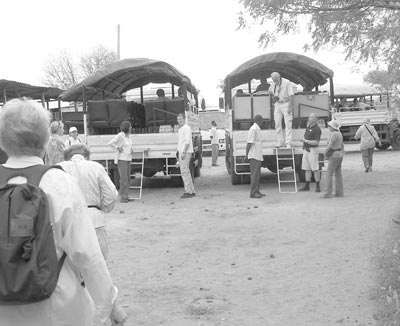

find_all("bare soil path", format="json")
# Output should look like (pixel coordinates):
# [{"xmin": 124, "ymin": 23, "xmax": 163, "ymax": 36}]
[{"xmin": 104, "ymin": 150, "xmax": 400, "ymax": 326}]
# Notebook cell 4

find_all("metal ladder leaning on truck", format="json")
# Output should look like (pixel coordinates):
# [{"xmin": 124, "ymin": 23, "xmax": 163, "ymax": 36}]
[{"xmin": 58, "ymin": 58, "xmax": 203, "ymax": 189}]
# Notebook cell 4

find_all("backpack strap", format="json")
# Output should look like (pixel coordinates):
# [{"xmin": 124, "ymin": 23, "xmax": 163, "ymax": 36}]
[{"xmin": 0, "ymin": 164, "xmax": 63, "ymax": 186}]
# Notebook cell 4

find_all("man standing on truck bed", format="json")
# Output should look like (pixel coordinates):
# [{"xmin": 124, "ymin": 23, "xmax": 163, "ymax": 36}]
[
  {"xmin": 299, "ymin": 113, "xmax": 321, "ymax": 192},
  {"xmin": 246, "ymin": 114, "xmax": 265, "ymax": 199},
  {"xmin": 269, "ymin": 72, "xmax": 294, "ymax": 148},
  {"xmin": 177, "ymin": 113, "xmax": 195, "ymax": 198}
]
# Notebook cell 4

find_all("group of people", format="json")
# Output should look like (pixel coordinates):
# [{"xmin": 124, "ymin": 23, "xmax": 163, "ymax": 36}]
[{"xmin": 0, "ymin": 99, "xmax": 127, "ymax": 325}]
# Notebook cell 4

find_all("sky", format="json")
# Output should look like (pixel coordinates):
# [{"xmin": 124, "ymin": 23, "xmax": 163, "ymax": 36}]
[{"xmin": 0, "ymin": 0, "xmax": 375, "ymax": 106}]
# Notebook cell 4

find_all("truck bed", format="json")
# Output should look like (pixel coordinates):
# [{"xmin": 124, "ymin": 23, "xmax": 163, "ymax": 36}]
[
  {"xmin": 334, "ymin": 110, "xmax": 389, "ymax": 127},
  {"xmin": 87, "ymin": 133, "xmax": 179, "ymax": 161},
  {"xmin": 231, "ymin": 128, "xmax": 330, "ymax": 156}
]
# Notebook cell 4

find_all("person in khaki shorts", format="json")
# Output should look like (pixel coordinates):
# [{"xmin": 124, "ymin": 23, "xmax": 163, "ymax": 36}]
[{"xmin": 299, "ymin": 113, "xmax": 321, "ymax": 192}]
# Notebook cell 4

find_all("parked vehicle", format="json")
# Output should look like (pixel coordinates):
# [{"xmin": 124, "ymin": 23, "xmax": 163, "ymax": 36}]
[
  {"xmin": 332, "ymin": 92, "xmax": 400, "ymax": 149},
  {"xmin": 199, "ymin": 109, "xmax": 229, "ymax": 152},
  {"xmin": 59, "ymin": 58, "xmax": 203, "ymax": 185},
  {"xmin": 223, "ymin": 52, "xmax": 334, "ymax": 184}
]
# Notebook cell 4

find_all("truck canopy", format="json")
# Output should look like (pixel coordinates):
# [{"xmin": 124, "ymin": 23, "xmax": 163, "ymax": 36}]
[
  {"xmin": 59, "ymin": 58, "xmax": 198, "ymax": 102},
  {"xmin": 0, "ymin": 79, "xmax": 63, "ymax": 104},
  {"xmin": 224, "ymin": 52, "xmax": 334, "ymax": 92}
]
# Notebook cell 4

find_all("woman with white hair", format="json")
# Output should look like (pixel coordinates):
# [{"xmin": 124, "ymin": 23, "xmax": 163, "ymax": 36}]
[
  {"xmin": 0, "ymin": 99, "xmax": 126, "ymax": 326},
  {"xmin": 354, "ymin": 117, "xmax": 381, "ymax": 172},
  {"xmin": 44, "ymin": 120, "xmax": 66, "ymax": 165}
]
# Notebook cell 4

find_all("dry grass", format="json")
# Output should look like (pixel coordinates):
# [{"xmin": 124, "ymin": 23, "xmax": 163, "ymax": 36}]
[{"xmin": 373, "ymin": 224, "xmax": 400, "ymax": 326}]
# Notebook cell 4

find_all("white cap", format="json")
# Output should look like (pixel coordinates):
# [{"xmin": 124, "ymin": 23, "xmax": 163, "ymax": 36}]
[{"xmin": 69, "ymin": 126, "xmax": 78, "ymax": 133}]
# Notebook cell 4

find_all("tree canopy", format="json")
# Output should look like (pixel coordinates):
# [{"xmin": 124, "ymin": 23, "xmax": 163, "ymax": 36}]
[
  {"xmin": 43, "ymin": 45, "xmax": 117, "ymax": 89},
  {"xmin": 238, "ymin": 0, "xmax": 400, "ymax": 67}
]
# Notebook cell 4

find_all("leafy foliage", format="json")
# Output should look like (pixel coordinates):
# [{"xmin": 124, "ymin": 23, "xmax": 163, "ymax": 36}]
[
  {"xmin": 365, "ymin": 68, "xmax": 400, "ymax": 107},
  {"xmin": 43, "ymin": 45, "xmax": 117, "ymax": 89},
  {"xmin": 238, "ymin": 0, "xmax": 400, "ymax": 66}
]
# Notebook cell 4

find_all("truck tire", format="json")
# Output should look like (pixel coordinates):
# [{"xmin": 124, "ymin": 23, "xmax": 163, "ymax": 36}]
[
  {"xmin": 171, "ymin": 176, "xmax": 183, "ymax": 187},
  {"xmin": 391, "ymin": 130, "xmax": 400, "ymax": 150},
  {"xmin": 230, "ymin": 157, "xmax": 241, "ymax": 185},
  {"xmin": 194, "ymin": 157, "xmax": 202, "ymax": 178},
  {"xmin": 376, "ymin": 142, "xmax": 391, "ymax": 150}
]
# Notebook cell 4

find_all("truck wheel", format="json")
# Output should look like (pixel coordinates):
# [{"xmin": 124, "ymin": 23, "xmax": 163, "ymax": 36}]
[
  {"xmin": 171, "ymin": 176, "xmax": 183, "ymax": 187},
  {"xmin": 242, "ymin": 174, "xmax": 251, "ymax": 184},
  {"xmin": 391, "ymin": 130, "xmax": 400, "ymax": 150},
  {"xmin": 193, "ymin": 164, "xmax": 201, "ymax": 178},
  {"xmin": 230, "ymin": 158, "xmax": 241, "ymax": 185},
  {"xmin": 376, "ymin": 142, "xmax": 391, "ymax": 150}
]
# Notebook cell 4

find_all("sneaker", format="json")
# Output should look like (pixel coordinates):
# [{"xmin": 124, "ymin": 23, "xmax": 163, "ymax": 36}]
[
  {"xmin": 191, "ymin": 193, "xmax": 196, "ymax": 197},
  {"xmin": 368, "ymin": 167, "xmax": 372, "ymax": 172},
  {"xmin": 299, "ymin": 184, "xmax": 310, "ymax": 191},
  {"xmin": 315, "ymin": 184, "xmax": 321, "ymax": 193},
  {"xmin": 212, "ymin": 164, "xmax": 219, "ymax": 167},
  {"xmin": 120, "ymin": 199, "xmax": 129, "ymax": 203},
  {"xmin": 181, "ymin": 193, "xmax": 193, "ymax": 199},
  {"xmin": 250, "ymin": 193, "xmax": 263, "ymax": 198},
  {"xmin": 365, "ymin": 166, "xmax": 369, "ymax": 172},
  {"xmin": 321, "ymin": 194, "xmax": 332, "ymax": 198},
  {"xmin": 393, "ymin": 217, "xmax": 400, "ymax": 225},
  {"xmin": 257, "ymin": 192, "xmax": 266, "ymax": 197}
]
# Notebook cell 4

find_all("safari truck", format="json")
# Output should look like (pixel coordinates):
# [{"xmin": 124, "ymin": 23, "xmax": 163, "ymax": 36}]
[
  {"xmin": 223, "ymin": 52, "xmax": 335, "ymax": 186},
  {"xmin": 58, "ymin": 58, "xmax": 202, "ymax": 186},
  {"xmin": 332, "ymin": 92, "xmax": 400, "ymax": 150}
]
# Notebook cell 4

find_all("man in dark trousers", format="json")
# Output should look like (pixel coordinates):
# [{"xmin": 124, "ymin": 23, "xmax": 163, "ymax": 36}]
[
  {"xmin": 245, "ymin": 114, "xmax": 265, "ymax": 198},
  {"xmin": 299, "ymin": 113, "xmax": 322, "ymax": 192}
]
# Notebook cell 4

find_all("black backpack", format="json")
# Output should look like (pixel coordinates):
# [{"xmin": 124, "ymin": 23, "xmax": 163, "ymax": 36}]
[{"xmin": 0, "ymin": 164, "xmax": 66, "ymax": 305}]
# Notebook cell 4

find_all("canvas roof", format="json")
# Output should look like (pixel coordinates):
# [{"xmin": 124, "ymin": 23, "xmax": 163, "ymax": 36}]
[
  {"xmin": 224, "ymin": 52, "xmax": 334, "ymax": 91},
  {"xmin": 60, "ymin": 58, "xmax": 198, "ymax": 102},
  {"xmin": 0, "ymin": 79, "xmax": 64, "ymax": 103}
]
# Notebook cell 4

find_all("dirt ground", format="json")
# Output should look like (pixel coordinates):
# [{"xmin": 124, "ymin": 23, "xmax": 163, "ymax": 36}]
[{"xmin": 104, "ymin": 149, "xmax": 400, "ymax": 326}]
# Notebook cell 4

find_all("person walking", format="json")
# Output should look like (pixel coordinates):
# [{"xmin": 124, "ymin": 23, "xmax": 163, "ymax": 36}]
[
  {"xmin": 299, "ymin": 113, "xmax": 322, "ymax": 192},
  {"xmin": 210, "ymin": 120, "xmax": 219, "ymax": 166},
  {"xmin": 269, "ymin": 72, "xmax": 294, "ymax": 148},
  {"xmin": 177, "ymin": 113, "xmax": 195, "ymax": 198},
  {"xmin": 245, "ymin": 114, "xmax": 265, "ymax": 198},
  {"xmin": 108, "ymin": 120, "xmax": 134, "ymax": 203},
  {"xmin": 354, "ymin": 117, "xmax": 381, "ymax": 172},
  {"xmin": 323, "ymin": 120, "xmax": 344, "ymax": 198},
  {"xmin": 0, "ymin": 99, "xmax": 126, "ymax": 326},
  {"xmin": 44, "ymin": 120, "xmax": 66, "ymax": 165},
  {"xmin": 59, "ymin": 144, "xmax": 118, "ymax": 259}
]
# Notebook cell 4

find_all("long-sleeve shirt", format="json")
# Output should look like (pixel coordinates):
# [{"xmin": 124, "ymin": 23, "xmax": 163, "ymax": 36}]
[
  {"xmin": 58, "ymin": 154, "xmax": 118, "ymax": 228},
  {"xmin": 325, "ymin": 131, "xmax": 344, "ymax": 158},
  {"xmin": 178, "ymin": 124, "xmax": 193, "ymax": 154},
  {"xmin": 0, "ymin": 156, "xmax": 118, "ymax": 326},
  {"xmin": 354, "ymin": 123, "xmax": 379, "ymax": 150},
  {"xmin": 108, "ymin": 132, "xmax": 133, "ymax": 161}
]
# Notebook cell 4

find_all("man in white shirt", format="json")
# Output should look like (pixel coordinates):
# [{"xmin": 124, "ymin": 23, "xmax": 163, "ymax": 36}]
[
  {"xmin": 177, "ymin": 113, "xmax": 195, "ymax": 198},
  {"xmin": 58, "ymin": 144, "xmax": 118, "ymax": 259},
  {"xmin": 210, "ymin": 120, "xmax": 219, "ymax": 166},
  {"xmin": 269, "ymin": 72, "xmax": 294, "ymax": 148},
  {"xmin": 245, "ymin": 114, "xmax": 265, "ymax": 198},
  {"xmin": 64, "ymin": 126, "xmax": 83, "ymax": 148}
]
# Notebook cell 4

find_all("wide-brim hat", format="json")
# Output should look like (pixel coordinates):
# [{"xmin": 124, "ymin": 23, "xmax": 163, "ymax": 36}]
[
  {"xmin": 69, "ymin": 126, "xmax": 78, "ymax": 133},
  {"xmin": 327, "ymin": 120, "xmax": 340, "ymax": 131}
]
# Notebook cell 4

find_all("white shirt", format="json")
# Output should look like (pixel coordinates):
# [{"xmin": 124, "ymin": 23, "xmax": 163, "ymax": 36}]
[
  {"xmin": 58, "ymin": 154, "xmax": 118, "ymax": 228},
  {"xmin": 64, "ymin": 136, "xmax": 82, "ymax": 148},
  {"xmin": 108, "ymin": 132, "xmax": 133, "ymax": 161},
  {"xmin": 178, "ymin": 124, "xmax": 193, "ymax": 154},
  {"xmin": 0, "ymin": 156, "xmax": 118, "ymax": 326},
  {"xmin": 269, "ymin": 77, "xmax": 294, "ymax": 104},
  {"xmin": 210, "ymin": 126, "xmax": 219, "ymax": 145},
  {"xmin": 247, "ymin": 123, "xmax": 263, "ymax": 161}
]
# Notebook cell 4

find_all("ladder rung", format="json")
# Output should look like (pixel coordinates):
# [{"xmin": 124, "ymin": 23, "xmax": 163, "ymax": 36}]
[
  {"xmin": 277, "ymin": 158, "xmax": 293, "ymax": 161},
  {"xmin": 129, "ymin": 186, "xmax": 142, "ymax": 189},
  {"xmin": 280, "ymin": 180, "xmax": 296, "ymax": 183}
]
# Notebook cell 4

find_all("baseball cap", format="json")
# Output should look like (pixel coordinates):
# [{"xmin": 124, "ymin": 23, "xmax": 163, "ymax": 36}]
[{"xmin": 69, "ymin": 126, "xmax": 78, "ymax": 133}]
